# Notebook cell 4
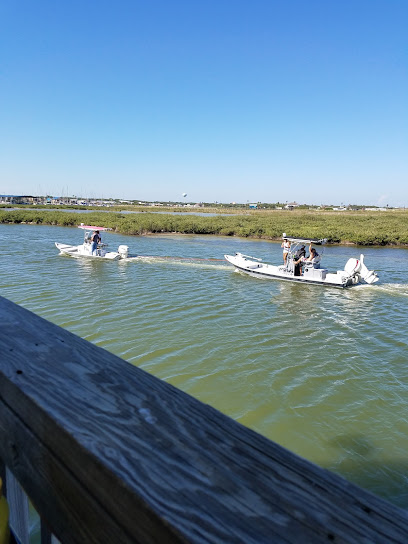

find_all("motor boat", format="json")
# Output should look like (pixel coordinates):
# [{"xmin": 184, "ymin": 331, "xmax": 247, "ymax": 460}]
[
  {"xmin": 225, "ymin": 235, "xmax": 379, "ymax": 288},
  {"xmin": 55, "ymin": 224, "xmax": 129, "ymax": 260}
]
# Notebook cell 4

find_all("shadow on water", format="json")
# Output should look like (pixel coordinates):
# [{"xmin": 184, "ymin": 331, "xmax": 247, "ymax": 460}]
[
  {"xmin": 324, "ymin": 433, "xmax": 408, "ymax": 509},
  {"xmin": 328, "ymin": 433, "xmax": 374, "ymax": 456}
]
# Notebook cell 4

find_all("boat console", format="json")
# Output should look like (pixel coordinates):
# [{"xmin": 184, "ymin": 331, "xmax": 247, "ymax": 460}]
[{"xmin": 303, "ymin": 266, "xmax": 327, "ymax": 280}]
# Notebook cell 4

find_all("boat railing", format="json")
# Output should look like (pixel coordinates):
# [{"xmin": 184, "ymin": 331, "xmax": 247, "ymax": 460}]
[
  {"xmin": 1, "ymin": 295, "xmax": 407, "ymax": 543},
  {"xmin": 237, "ymin": 253, "xmax": 263, "ymax": 261}
]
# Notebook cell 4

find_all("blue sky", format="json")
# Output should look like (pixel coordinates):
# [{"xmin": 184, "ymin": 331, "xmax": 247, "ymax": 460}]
[{"xmin": 1, "ymin": 0, "xmax": 407, "ymax": 206}]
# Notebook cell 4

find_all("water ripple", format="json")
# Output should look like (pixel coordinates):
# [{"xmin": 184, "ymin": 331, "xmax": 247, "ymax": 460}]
[{"xmin": 1, "ymin": 224, "xmax": 408, "ymax": 507}]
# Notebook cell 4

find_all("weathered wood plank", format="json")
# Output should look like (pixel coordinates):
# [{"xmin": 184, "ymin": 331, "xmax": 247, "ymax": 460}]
[
  {"xmin": 5, "ymin": 468, "xmax": 29, "ymax": 544},
  {"xmin": 0, "ymin": 295, "xmax": 407, "ymax": 543}
]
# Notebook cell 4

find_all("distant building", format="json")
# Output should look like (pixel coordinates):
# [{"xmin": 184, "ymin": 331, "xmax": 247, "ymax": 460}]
[
  {"xmin": 0, "ymin": 195, "xmax": 14, "ymax": 203},
  {"xmin": 285, "ymin": 202, "xmax": 299, "ymax": 210},
  {"xmin": 0, "ymin": 195, "xmax": 41, "ymax": 204}
]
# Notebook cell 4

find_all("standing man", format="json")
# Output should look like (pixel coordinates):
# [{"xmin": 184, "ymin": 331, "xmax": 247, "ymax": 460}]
[
  {"xmin": 293, "ymin": 244, "xmax": 306, "ymax": 276},
  {"xmin": 91, "ymin": 230, "xmax": 101, "ymax": 255}
]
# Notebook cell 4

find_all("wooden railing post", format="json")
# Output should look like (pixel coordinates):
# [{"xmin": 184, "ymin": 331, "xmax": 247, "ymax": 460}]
[
  {"xmin": 5, "ymin": 470, "xmax": 29, "ymax": 544},
  {"xmin": 1, "ymin": 460, "xmax": 59, "ymax": 544},
  {"xmin": 0, "ymin": 474, "xmax": 10, "ymax": 544}
]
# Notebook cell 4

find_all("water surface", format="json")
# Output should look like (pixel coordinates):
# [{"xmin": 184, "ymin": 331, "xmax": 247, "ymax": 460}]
[{"xmin": 1, "ymin": 224, "xmax": 407, "ymax": 509}]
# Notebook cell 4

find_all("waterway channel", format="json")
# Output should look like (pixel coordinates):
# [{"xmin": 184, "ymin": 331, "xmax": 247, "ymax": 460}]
[{"xmin": 1, "ymin": 223, "xmax": 408, "ymax": 513}]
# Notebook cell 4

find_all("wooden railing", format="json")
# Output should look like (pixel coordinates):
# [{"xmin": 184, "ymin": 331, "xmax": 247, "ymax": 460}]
[{"xmin": 0, "ymin": 295, "xmax": 407, "ymax": 543}]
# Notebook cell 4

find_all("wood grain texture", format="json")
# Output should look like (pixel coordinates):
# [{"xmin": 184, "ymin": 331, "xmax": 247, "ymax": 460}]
[
  {"xmin": 0, "ymin": 295, "xmax": 407, "ymax": 543},
  {"xmin": 5, "ymin": 469, "xmax": 29, "ymax": 544}
]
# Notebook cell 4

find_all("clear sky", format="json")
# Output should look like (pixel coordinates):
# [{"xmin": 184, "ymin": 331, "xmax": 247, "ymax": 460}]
[{"xmin": 1, "ymin": 0, "xmax": 407, "ymax": 206}]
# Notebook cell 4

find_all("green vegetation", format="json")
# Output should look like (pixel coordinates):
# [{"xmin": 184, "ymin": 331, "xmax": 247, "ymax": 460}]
[{"xmin": 1, "ymin": 208, "xmax": 408, "ymax": 245}]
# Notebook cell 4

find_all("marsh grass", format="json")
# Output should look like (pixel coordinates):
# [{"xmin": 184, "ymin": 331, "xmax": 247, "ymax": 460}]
[{"xmin": 1, "ymin": 208, "xmax": 407, "ymax": 245}]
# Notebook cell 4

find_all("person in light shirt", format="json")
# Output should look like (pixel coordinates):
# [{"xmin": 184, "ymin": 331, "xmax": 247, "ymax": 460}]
[
  {"xmin": 281, "ymin": 238, "xmax": 291, "ymax": 265},
  {"xmin": 305, "ymin": 243, "xmax": 319, "ymax": 263},
  {"xmin": 294, "ymin": 243, "xmax": 319, "ymax": 274}
]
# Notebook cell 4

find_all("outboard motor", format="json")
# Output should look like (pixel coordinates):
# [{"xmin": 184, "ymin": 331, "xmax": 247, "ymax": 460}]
[
  {"xmin": 358, "ymin": 254, "xmax": 379, "ymax": 284},
  {"xmin": 118, "ymin": 245, "xmax": 129, "ymax": 259},
  {"xmin": 344, "ymin": 255, "xmax": 378, "ymax": 284},
  {"xmin": 344, "ymin": 257, "xmax": 361, "ymax": 277}
]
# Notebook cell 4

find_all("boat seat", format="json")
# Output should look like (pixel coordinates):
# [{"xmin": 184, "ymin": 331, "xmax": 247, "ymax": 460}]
[{"xmin": 304, "ymin": 256, "xmax": 321, "ymax": 269}]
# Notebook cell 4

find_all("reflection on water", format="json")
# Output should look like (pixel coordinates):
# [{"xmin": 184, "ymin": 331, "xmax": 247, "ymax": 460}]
[{"xmin": 1, "ymin": 223, "xmax": 408, "ymax": 511}]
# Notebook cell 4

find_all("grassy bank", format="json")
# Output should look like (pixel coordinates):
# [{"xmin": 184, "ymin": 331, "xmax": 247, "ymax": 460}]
[{"xmin": 1, "ymin": 208, "xmax": 408, "ymax": 246}]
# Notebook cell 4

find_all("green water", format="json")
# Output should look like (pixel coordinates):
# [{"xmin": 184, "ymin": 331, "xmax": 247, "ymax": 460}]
[{"xmin": 1, "ymin": 224, "xmax": 408, "ymax": 514}]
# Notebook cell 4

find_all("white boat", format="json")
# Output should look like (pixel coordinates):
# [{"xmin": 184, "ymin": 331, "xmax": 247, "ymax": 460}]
[
  {"xmin": 55, "ymin": 224, "xmax": 129, "ymax": 260},
  {"xmin": 225, "ymin": 235, "xmax": 379, "ymax": 288}
]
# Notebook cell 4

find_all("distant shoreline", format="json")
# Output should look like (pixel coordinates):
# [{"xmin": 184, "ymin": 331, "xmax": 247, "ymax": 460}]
[{"xmin": 1, "ymin": 207, "xmax": 407, "ymax": 247}]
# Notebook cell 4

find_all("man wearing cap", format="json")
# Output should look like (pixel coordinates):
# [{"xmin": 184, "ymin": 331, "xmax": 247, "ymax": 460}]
[
  {"xmin": 91, "ymin": 230, "xmax": 101, "ymax": 255},
  {"xmin": 294, "ymin": 244, "xmax": 306, "ymax": 276}
]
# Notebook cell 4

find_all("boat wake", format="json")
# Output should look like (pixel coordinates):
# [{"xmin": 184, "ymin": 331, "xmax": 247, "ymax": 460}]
[
  {"xmin": 373, "ymin": 283, "xmax": 408, "ymax": 297},
  {"xmin": 123, "ymin": 255, "xmax": 230, "ymax": 270}
]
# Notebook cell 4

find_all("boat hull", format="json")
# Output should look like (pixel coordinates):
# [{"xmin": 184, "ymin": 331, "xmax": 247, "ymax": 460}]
[
  {"xmin": 55, "ymin": 242, "xmax": 122, "ymax": 260},
  {"xmin": 224, "ymin": 254, "xmax": 354, "ymax": 288}
]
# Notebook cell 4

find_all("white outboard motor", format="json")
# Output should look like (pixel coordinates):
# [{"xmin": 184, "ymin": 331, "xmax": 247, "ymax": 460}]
[
  {"xmin": 344, "ymin": 255, "xmax": 378, "ymax": 284},
  {"xmin": 118, "ymin": 245, "xmax": 129, "ymax": 259},
  {"xmin": 344, "ymin": 257, "xmax": 361, "ymax": 277},
  {"xmin": 357, "ymin": 254, "xmax": 379, "ymax": 284}
]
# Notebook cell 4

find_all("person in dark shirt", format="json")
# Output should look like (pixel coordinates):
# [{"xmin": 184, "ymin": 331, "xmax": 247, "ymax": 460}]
[
  {"xmin": 294, "ymin": 245, "xmax": 306, "ymax": 276},
  {"xmin": 91, "ymin": 230, "xmax": 101, "ymax": 255}
]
